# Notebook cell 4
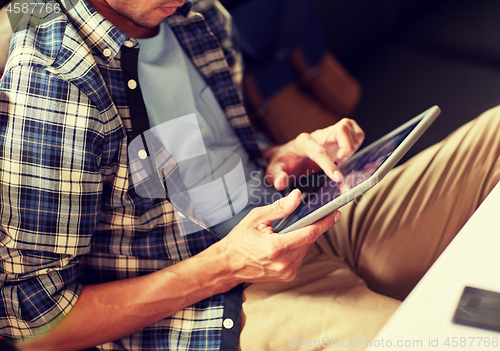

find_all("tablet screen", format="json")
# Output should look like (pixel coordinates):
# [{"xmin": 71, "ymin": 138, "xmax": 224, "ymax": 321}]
[{"xmin": 275, "ymin": 122, "xmax": 418, "ymax": 232}]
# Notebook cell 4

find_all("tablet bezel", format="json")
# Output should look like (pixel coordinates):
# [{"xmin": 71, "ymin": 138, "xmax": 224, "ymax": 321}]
[{"xmin": 275, "ymin": 105, "xmax": 441, "ymax": 234}]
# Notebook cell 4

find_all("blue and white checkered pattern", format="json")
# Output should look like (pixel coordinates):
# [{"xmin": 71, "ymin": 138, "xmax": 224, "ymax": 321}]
[{"xmin": 0, "ymin": 0, "xmax": 262, "ymax": 349}]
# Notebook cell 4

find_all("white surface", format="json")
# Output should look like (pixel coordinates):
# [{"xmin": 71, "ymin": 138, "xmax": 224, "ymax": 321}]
[{"xmin": 367, "ymin": 181, "xmax": 500, "ymax": 350}]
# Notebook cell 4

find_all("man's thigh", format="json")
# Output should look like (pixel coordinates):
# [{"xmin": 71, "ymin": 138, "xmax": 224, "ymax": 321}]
[
  {"xmin": 319, "ymin": 105, "xmax": 500, "ymax": 300},
  {"xmin": 239, "ymin": 106, "xmax": 500, "ymax": 350},
  {"xmin": 239, "ymin": 244, "xmax": 400, "ymax": 351}
]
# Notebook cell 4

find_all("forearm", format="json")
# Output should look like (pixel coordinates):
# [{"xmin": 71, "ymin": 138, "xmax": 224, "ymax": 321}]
[
  {"xmin": 17, "ymin": 190, "xmax": 338, "ymax": 351},
  {"xmin": 18, "ymin": 243, "xmax": 236, "ymax": 351}
]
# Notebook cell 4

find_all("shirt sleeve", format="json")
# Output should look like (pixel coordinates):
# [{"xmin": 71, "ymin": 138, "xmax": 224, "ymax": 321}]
[
  {"xmin": 0, "ymin": 63, "xmax": 103, "ymax": 339},
  {"xmin": 195, "ymin": 0, "xmax": 244, "ymax": 90}
]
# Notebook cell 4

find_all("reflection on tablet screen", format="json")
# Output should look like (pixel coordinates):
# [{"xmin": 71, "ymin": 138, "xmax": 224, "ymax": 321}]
[{"xmin": 277, "ymin": 123, "xmax": 416, "ymax": 231}]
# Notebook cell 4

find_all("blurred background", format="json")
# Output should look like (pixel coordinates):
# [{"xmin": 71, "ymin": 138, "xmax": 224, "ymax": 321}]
[
  {"xmin": 221, "ymin": 0, "xmax": 500, "ymax": 161},
  {"xmin": 2, "ymin": 0, "xmax": 500, "ymax": 161}
]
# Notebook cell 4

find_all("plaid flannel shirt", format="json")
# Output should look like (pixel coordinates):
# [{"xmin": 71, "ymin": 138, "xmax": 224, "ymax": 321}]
[{"xmin": 0, "ymin": 0, "xmax": 264, "ymax": 349}]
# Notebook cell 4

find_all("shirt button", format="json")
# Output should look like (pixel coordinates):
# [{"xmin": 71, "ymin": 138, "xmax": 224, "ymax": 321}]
[
  {"xmin": 123, "ymin": 40, "xmax": 134, "ymax": 48},
  {"xmin": 138, "ymin": 150, "xmax": 148, "ymax": 160},
  {"xmin": 103, "ymin": 48, "xmax": 112, "ymax": 57},
  {"xmin": 223, "ymin": 318, "xmax": 234, "ymax": 329},
  {"xmin": 128, "ymin": 79, "xmax": 138, "ymax": 90}
]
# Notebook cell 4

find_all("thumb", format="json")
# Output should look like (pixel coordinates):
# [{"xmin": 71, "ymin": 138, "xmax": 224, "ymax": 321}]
[{"xmin": 252, "ymin": 189, "xmax": 302, "ymax": 225}]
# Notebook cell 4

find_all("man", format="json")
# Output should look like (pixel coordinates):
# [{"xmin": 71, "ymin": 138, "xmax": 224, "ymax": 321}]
[
  {"xmin": 0, "ymin": 0, "xmax": 362, "ymax": 349},
  {"xmin": 0, "ymin": 1, "xmax": 499, "ymax": 351}
]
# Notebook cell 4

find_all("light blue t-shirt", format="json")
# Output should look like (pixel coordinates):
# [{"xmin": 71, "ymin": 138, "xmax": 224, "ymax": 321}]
[{"xmin": 137, "ymin": 21, "xmax": 278, "ymax": 237}]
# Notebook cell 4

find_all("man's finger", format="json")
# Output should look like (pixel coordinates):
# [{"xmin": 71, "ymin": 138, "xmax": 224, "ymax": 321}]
[
  {"xmin": 343, "ymin": 120, "xmax": 365, "ymax": 150},
  {"xmin": 291, "ymin": 132, "xmax": 342, "ymax": 182},
  {"xmin": 251, "ymin": 189, "xmax": 302, "ymax": 224},
  {"xmin": 274, "ymin": 210, "xmax": 341, "ymax": 251},
  {"xmin": 351, "ymin": 121, "xmax": 365, "ymax": 149},
  {"xmin": 335, "ymin": 127, "xmax": 357, "ymax": 161},
  {"xmin": 304, "ymin": 145, "xmax": 343, "ymax": 182},
  {"xmin": 265, "ymin": 161, "xmax": 290, "ymax": 190}
]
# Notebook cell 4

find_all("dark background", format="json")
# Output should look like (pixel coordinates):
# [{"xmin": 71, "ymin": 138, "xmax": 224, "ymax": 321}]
[
  {"xmin": 315, "ymin": 0, "xmax": 500, "ymax": 159},
  {"xmin": 3, "ymin": 0, "xmax": 500, "ymax": 160},
  {"xmin": 223, "ymin": 0, "xmax": 500, "ymax": 160}
]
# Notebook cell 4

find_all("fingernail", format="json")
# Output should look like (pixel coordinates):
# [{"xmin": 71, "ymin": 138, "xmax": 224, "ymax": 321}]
[
  {"xmin": 286, "ymin": 189, "xmax": 301, "ymax": 205},
  {"xmin": 288, "ymin": 189, "xmax": 299, "ymax": 197},
  {"xmin": 333, "ymin": 171, "xmax": 343, "ymax": 182},
  {"xmin": 275, "ymin": 176, "xmax": 286, "ymax": 189},
  {"xmin": 334, "ymin": 211, "xmax": 341, "ymax": 222}
]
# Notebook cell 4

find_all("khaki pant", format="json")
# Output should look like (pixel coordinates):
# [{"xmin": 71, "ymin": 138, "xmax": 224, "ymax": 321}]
[{"xmin": 239, "ymin": 106, "xmax": 500, "ymax": 350}]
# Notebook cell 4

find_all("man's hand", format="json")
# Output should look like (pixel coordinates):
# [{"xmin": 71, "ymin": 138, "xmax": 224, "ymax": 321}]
[
  {"xmin": 264, "ymin": 118, "xmax": 365, "ymax": 190},
  {"xmin": 217, "ymin": 189, "xmax": 341, "ymax": 284},
  {"xmin": 16, "ymin": 191, "xmax": 339, "ymax": 351}
]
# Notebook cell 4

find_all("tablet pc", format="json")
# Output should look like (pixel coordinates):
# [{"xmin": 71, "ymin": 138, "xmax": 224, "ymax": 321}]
[{"xmin": 274, "ymin": 105, "xmax": 441, "ymax": 233}]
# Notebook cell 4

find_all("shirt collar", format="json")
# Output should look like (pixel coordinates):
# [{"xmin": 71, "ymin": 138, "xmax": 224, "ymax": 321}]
[
  {"xmin": 64, "ymin": 0, "xmax": 193, "ymax": 60},
  {"xmin": 64, "ymin": 0, "xmax": 128, "ymax": 62}
]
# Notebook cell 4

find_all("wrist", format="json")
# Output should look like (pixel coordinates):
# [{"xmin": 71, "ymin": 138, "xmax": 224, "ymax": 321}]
[{"xmin": 191, "ymin": 240, "xmax": 242, "ymax": 293}]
